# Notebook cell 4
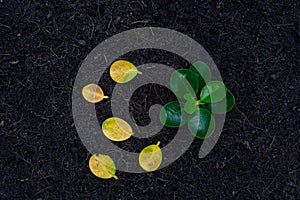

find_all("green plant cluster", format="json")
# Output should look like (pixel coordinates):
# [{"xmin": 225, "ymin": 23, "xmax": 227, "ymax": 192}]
[{"xmin": 160, "ymin": 61, "xmax": 235, "ymax": 139}]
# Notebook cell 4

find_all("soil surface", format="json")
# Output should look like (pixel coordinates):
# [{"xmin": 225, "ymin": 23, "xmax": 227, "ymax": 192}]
[{"xmin": 1, "ymin": 0, "xmax": 299, "ymax": 199}]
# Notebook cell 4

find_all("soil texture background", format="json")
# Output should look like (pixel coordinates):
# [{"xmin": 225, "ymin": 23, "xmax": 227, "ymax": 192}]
[{"xmin": 0, "ymin": 0, "xmax": 299, "ymax": 199}]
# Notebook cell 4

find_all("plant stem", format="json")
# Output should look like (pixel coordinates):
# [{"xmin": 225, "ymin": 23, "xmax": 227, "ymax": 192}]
[
  {"xmin": 196, "ymin": 99, "xmax": 205, "ymax": 105},
  {"xmin": 112, "ymin": 175, "xmax": 118, "ymax": 180},
  {"xmin": 156, "ymin": 141, "xmax": 161, "ymax": 147}
]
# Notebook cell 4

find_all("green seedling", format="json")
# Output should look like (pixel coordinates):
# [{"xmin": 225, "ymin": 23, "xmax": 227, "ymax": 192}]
[{"xmin": 160, "ymin": 61, "xmax": 235, "ymax": 139}]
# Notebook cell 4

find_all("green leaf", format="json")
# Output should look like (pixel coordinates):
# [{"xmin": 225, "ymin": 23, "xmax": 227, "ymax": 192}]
[
  {"xmin": 183, "ymin": 93, "xmax": 198, "ymax": 114},
  {"xmin": 183, "ymin": 93, "xmax": 195, "ymax": 101},
  {"xmin": 200, "ymin": 81, "xmax": 227, "ymax": 103},
  {"xmin": 184, "ymin": 99, "xmax": 197, "ymax": 114},
  {"xmin": 189, "ymin": 61, "xmax": 211, "ymax": 90},
  {"xmin": 170, "ymin": 69, "xmax": 199, "ymax": 98},
  {"xmin": 203, "ymin": 90, "xmax": 235, "ymax": 114},
  {"xmin": 188, "ymin": 108, "xmax": 215, "ymax": 139},
  {"xmin": 160, "ymin": 101, "xmax": 186, "ymax": 128}
]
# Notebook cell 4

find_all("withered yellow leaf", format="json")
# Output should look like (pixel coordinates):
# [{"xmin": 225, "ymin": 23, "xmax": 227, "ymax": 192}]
[
  {"xmin": 89, "ymin": 154, "xmax": 118, "ymax": 180},
  {"xmin": 82, "ymin": 84, "xmax": 109, "ymax": 103},
  {"xmin": 109, "ymin": 60, "xmax": 142, "ymax": 83},
  {"xmin": 102, "ymin": 117, "xmax": 133, "ymax": 141},
  {"xmin": 139, "ymin": 141, "xmax": 162, "ymax": 172}
]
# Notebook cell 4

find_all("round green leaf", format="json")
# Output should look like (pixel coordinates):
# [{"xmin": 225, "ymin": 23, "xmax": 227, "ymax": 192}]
[
  {"xmin": 160, "ymin": 101, "xmax": 186, "ymax": 128},
  {"xmin": 200, "ymin": 81, "xmax": 227, "ymax": 103},
  {"xmin": 183, "ymin": 93, "xmax": 197, "ymax": 114},
  {"xmin": 183, "ymin": 93, "xmax": 195, "ymax": 101},
  {"xmin": 184, "ymin": 99, "xmax": 197, "ymax": 114},
  {"xmin": 189, "ymin": 61, "xmax": 211, "ymax": 90},
  {"xmin": 170, "ymin": 69, "xmax": 199, "ymax": 98},
  {"xmin": 188, "ymin": 108, "xmax": 215, "ymax": 139},
  {"xmin": 203, "ymin": 90, "xmax": 235, "ymax": 114}
]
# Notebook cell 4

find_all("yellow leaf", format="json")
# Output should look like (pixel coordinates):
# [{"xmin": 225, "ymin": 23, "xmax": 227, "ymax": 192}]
[
  {"xmin": 89, "ymin": 154, "xmax": 118, "ymax": 180},
  {"xmin": 109, "ymin": 60, "xmax": 142, "ymax": 83},
  {"xmin": 102, "ymin": 117, "xmax": 133, "ymax": 141},
  {"xmin": 82, "ymin": 84, "xmax": 109, "ymax": 103},
  {"xmin": 139, "ymin": 141, "xmax": 162, "ymax": 172}
]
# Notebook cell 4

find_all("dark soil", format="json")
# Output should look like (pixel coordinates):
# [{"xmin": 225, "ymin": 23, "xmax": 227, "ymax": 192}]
[{"xmin": 1, "ymin": 0, "xmax": 299, "ymax": 199}]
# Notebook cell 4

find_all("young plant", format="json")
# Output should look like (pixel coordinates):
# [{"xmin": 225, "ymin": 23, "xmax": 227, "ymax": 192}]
[{"xmin": 160, "ymin": 61, "xmax": 235, "ymax": 138}]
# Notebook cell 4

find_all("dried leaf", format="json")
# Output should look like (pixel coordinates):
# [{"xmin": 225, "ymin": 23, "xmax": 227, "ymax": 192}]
[
  {"xmin": 89, "ymin": 154, "xmax": 118, "ymax": 180},
  {"xmin": 110, "ymin": 60, "xmax": 142, "ymax": 83},
  {"xmin": 102, "ymin": 117, "xmax": 133, "ymax": 141},
  {"xmin": 82, "ymin": 84, "xmax": 109, "ymax": 103},
  {"xmin": 139, "ymin": 141, "xmax": 162, "ymax": 172}
]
